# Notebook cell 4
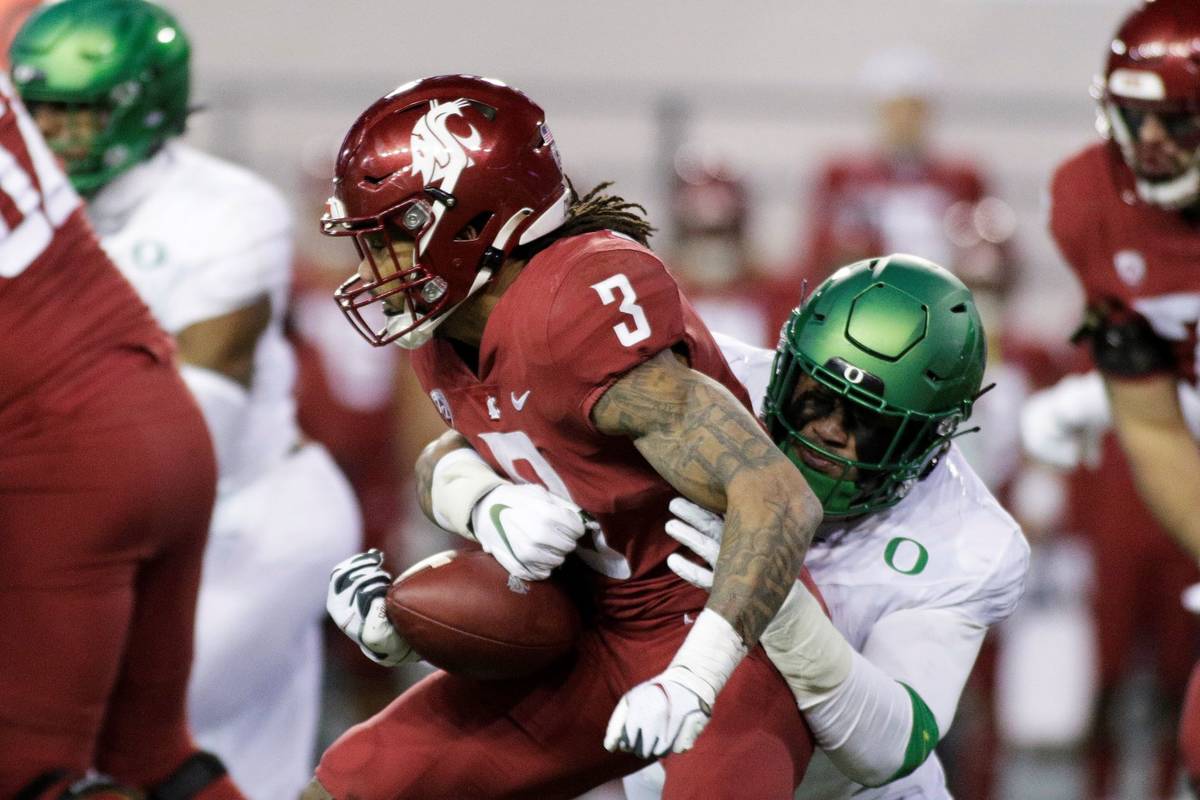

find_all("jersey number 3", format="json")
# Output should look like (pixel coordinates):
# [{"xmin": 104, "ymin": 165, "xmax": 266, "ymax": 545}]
[{"xmin": 591, "ymin": 273, "xmax": 651, "ymax": 347}]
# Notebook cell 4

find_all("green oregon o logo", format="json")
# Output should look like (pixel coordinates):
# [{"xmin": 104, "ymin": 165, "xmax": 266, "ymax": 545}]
[{"xmin": 884, "ymin": 537, "xmax": 929, "ymax": 575}]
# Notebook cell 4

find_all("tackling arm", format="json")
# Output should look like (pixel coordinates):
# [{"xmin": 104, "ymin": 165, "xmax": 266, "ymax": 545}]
[
  {"xmin": 663, "ymin": 497, "xmax": 1006, "ymax": 786},
  {"xmin": 591, "ymin": 349, "xmax": 822, "ymax": 646},
  {"xmin": 1106, "ymin": 373, "xmax": 1200, "ymax": 559},
  {"xmin": 799, "ymin": 606, "xmax": 987, "ymax": 786}
]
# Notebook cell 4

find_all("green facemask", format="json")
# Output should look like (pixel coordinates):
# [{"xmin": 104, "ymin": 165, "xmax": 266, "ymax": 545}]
[
  {"xmin": 764, "ymin": 253, "xmax": 987, "ymax": 517},
  {"xmin": 10, "ymin": 0, "xmax": 190, "ymax": 195}
]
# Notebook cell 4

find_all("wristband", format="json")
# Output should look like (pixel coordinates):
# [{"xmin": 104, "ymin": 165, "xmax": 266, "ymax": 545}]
[
  {"xmin": 429, "ymin": 448, "xmax": 507, "ymax": 539},
  {"xmin": 669, "ymin": 609, "xmax": 748, "ymax": 702}
]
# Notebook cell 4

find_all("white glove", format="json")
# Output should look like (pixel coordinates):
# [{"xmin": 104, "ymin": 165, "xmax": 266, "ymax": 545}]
[
  {"xmin": 604, "ymin": 664, "xmax": 716, "ymax": 759},
  {"xmin": 1019, "ymin": 372, "xmax": 1111, "ymax": 470},
  {"xmin": 663, "ymin": 497, "xmax": 725, "ymax": 590},
  {"xmin": 326, "ymin": 549, "xmax": 418, "ymax": 667},
  {"xmin": 470, "ymin": 483, "xmax": 592, "ymax": 581}
]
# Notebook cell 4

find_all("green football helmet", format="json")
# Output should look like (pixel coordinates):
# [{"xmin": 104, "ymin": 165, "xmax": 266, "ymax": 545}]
[
  {"xmin": 764, "ymin": 253, "xmax": 987, "ymax": 518},
  {"xmin": 9, "ymin": 0, "xmax": 190, "ymax": 195}
]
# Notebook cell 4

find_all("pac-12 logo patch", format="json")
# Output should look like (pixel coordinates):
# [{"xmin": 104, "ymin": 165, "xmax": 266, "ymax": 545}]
[
  {"xmin": 430, "ymin": 389, "xmax": 453, "ymax": 424},
  {"xmin": 1113, "ymin": 249, "xmax": 1146, "ymax": 287}
]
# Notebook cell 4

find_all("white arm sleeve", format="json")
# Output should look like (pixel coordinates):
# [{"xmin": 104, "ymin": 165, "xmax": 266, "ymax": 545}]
[
  {"xmin": 802, "ymin": 607, "xmax": 987, "ymax": 787},
  {"xmin": 179, "ymin": 363, "xmax": 250, "ymax": 486}
]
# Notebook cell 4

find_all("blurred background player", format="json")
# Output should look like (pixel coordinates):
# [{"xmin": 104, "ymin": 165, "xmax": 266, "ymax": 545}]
[
  {"xmin": 0, "ymin": 56, "xmax": 242, "ymax": 800},
  {"xmin": 797, "ymin": 46, "xmax": 1010, "ymax": 290},
  {"xmin": 665, "ymin": 150, "xmax": 798, "ymax": 348},
  {"xmin": 9, "ymin": 2, "xmax": 361, "ymax": 797},
  {"xmin": 1024, "ymin": 0, "xmax": 1200, "ymax": 796}
]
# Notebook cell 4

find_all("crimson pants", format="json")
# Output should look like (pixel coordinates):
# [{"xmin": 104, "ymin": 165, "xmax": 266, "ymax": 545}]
[
  {"xmin": 0, "ymin": 352, "xmax": 220, "ymax": 795},
  {"xmin": 317, "ymin": 610, "xmax": 813, "ymax": 799}
]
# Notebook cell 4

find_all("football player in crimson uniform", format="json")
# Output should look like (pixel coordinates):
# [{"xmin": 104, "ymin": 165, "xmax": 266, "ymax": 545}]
[
  {"xmin": 398, "ymin": 255, "xmax": 1028, "ymax": 800},
  {"xmin": 9, "ymin": 3, "xmax": 362, "ymax": 797},
  {"xmin": 308, "ymin": 74, "xmax": 825, "ymax": 800},
  {"xmin": 1034, "ymin": 0, "xmax": 1200, "ymax": 794},
  {"xmin": 795, "ymin": 46, "xmax": 1011, "ymax": 294},
  {"xmin": 0, "ymin": 64, "xmax": 243, "ymax": 800},
  {"xmin": 665, "ymin": 153, "xmax": 798, "ymax": 348}
]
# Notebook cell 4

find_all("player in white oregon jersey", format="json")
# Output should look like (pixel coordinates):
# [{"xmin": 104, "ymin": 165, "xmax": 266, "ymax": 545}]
[
  {"xmin": 10, "ymin": 3, "xmax": 361, "ymax": 797},
  {"xmin": 400, "ymin": 254, "xmax": 1028, "ymax": 799},
  {"xmin": 634, "ymin": 256, "xmax": 1028, "ymax": 798}
]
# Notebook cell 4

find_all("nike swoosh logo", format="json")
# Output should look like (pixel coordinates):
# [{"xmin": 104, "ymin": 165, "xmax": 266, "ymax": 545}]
[
  {"xmin": 511, "ymin": 390, "xmax": 531, "ymax": 410},
  {"xmin": 488, "ymin": 504, "xmax": 532, "ymax": 572}
]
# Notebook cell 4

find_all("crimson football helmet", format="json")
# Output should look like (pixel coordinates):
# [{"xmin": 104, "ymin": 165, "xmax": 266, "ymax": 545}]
[
  {"xmin": 1100, "ymin": 0, "xmax": 1200, "ymax": 208},
  {"xmin": 322, "ymin": 75, "xmax": 570, "ymax": 348}
]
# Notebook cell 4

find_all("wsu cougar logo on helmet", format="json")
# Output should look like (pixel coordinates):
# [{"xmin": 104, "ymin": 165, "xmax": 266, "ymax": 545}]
[{"xmin": 408, "ymin": 99, "xmax": 483, "ymax": 248}]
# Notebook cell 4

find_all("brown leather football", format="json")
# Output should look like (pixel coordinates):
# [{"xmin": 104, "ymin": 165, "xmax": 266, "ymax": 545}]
[{"xmin": 386, "ymin": 548, "xmax": 581, "ymax": 680}]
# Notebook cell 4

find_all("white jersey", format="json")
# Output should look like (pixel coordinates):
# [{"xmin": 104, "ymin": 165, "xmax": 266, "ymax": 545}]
[
  {"xmin": 716, "ymin": 333, "xmax": 1029, "ymax": 799},
  {"xmin": 90, "ymin": 142, "xmax": 299, "ymax": 493}
]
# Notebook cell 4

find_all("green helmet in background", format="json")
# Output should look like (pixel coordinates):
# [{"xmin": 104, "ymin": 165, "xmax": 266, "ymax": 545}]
[
  {"xmin": 9, "ymin": 0, "xmax": 190, "ymax": 194},
  {"xmin": 764, "ymin": 253, "xmax": 987, "ymax": 518}
]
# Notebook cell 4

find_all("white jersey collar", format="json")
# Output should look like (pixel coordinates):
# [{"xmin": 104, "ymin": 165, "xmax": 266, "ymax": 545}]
[{"xmin": 87, "ymin": 143, "xmax": 176, "ymax": 236}]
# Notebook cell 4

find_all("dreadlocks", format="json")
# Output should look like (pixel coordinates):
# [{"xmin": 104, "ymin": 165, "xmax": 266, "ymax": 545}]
[{"xmin": 511, "ymin": 180, "xmax": 655, "ymax": 262}]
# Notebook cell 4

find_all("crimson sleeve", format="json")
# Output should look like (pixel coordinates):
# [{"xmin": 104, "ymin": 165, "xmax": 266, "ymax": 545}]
[{"xmin": 534, "ymin": 245, "xmax": 686, "ymax": 430}]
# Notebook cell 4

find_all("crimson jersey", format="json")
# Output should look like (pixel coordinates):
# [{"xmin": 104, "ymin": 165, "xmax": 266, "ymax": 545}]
[
  {"xmin": 800, "ymin": 153, "xmax": 988, "ymax": 285},
  {"xmin": 1050, "ymin": 142, "xmax": 1200, "ymax": 385},
  {"xmin": 0, "ymin": 75, "xmax": 170, "ymax": 438},
  {"xmin": 410, "ymin": 231, "xmax": 752, "ymax": 618}
]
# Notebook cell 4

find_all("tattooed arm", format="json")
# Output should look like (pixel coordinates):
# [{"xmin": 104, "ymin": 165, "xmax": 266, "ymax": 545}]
[
  {"xmin": 599, "ymin": 348, "xmax": 821, "ymax": 758},
  {"xmin": 591, "ymin": 349, "xmax": 821, "ymax": 646}
]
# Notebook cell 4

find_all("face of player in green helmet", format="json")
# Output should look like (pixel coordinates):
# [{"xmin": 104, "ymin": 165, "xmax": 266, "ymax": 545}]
[
  {"xmin": 8, "ymin": 0, "xmax": 190, "ymax": 195},
  {"xmin": 764, "ymin": 253, "xmax": 987, "ymax": 518}
]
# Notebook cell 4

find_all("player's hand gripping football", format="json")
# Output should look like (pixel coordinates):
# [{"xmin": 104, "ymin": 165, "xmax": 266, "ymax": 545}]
[
  {"xmin": 327, "ymin": 549, "xmax": 418, "ymax": 667},
  {"xmin": 471, "ymin": 483, "xmax": 594, "ymax": 581}
]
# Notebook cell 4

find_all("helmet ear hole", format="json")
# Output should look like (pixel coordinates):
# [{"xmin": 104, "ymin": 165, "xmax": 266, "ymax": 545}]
[{"xmin": 454, "ymin": 211, "xmax": 494, "ymax": 242}]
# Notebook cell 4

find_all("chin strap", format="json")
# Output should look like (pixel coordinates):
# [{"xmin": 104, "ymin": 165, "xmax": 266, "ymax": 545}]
[
  {"xmin": 146, "ymin": 752, "xmax": 228, "ymax": 800},
  {"xmin": 1134, "ymin": 166, "xmax": 1200, "ymax": 210}
]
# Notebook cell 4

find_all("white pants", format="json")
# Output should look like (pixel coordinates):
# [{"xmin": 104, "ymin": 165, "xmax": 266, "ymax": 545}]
[{"xmin": 187, "ymin": 442, "xmax": 362, "ymax": 800}]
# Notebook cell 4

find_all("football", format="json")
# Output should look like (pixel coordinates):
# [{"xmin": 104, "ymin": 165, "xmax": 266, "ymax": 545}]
[{"xmin": 386, "ymin": 548, "xmax": 582, "ymax": 680}]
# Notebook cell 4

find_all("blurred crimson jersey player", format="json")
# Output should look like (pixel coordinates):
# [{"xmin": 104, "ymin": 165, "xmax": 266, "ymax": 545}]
[
  {"xmin": 308, "ymin": 75, "xmax": 824, "ymax": 800},
  {"xmin": 665, "ymin": 153, "xmax": 798, "ymax": 348},
  {"xmin": 0, "ymin": 73, "xmax": 243, "ymax": 799},
  {"xmin": 796, "ymin": 47, "xmax": 1014, "ymax": 296},
  {"xmin": 1046, "ymin": 0, "xmax": 1200, "ymax": 794}
]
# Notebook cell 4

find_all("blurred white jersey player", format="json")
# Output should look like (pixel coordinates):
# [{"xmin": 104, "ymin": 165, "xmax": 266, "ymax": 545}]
[{"xmin": 9, "ymin": 2, "xmax": 361, "ymax": 798}]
